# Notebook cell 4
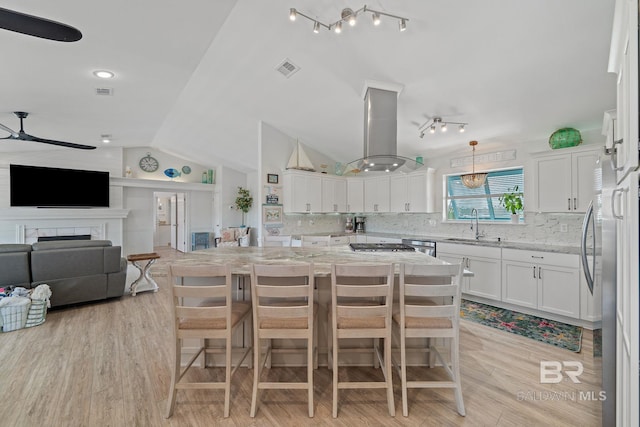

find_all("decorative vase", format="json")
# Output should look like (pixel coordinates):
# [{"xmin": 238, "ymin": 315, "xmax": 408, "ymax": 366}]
[{"xmin": 511, "ymin": 213, "xmax": 519, "ymax": 224}]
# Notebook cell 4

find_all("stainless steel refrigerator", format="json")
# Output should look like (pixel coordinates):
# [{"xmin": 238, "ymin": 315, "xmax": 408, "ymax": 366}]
[{"xmin": 581, "ymin": 157, "xmax": 616, "ymax": 425}]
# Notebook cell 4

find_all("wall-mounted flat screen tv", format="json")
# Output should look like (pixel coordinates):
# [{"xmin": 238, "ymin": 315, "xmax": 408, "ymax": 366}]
[{"xmin": 10, "ymin": 164, "xmax": 110, "ymax": 208}]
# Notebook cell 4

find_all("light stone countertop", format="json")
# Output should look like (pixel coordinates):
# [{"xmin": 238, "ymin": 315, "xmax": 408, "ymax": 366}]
[
  {"xmin": 169, "ymin": 245, "xmax": 448, "ymax": 276},
  {"xmin": 294, "ymin": 231, "xmax": 581, "ymax": 255}
]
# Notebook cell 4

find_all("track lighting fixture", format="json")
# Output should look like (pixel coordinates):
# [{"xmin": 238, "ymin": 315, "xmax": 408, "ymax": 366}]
[
  {"xmin": 288, "ymin": 6, "xmax": 409, "ymax": 34},
  {"xmin": 418, "ymin": 117, "xmax": 468, "ymax": 138}
]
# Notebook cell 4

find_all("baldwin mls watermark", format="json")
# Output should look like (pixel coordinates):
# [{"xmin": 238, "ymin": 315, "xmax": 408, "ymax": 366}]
[{"xmin": 516, "ymin": 361, "xmax": 606, "ymax": 402}]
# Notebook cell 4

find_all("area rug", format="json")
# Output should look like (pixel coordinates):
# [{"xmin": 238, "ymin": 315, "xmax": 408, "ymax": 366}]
[{"xmin": 460, "ymin": 300, "xmax": 583, "ymax": 352}]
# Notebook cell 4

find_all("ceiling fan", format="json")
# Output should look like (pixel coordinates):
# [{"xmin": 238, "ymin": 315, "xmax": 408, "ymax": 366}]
[
  {"xmin": 0, "ymin": 7, "xmax": 82, "ymax": 42},
  {"xmin": 0, "ymin": 112, "xmax": 96, "ymax": 150}
]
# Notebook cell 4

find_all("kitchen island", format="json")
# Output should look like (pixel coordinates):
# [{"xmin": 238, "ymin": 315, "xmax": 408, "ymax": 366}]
[
  {"xmin": 168, "ymin": 245, "xmax": 451, "ymax": 367},
  {"xmin": 168, "ymin": 244, "xmax": 448, "ymax": 275}
]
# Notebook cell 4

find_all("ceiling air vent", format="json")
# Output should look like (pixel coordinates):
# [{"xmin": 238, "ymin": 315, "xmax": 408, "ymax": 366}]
[
  {"xmin": 275, "ymin": 58, "xmax": 300, "ymax": 78},
  {"xmin": 95, "ymin": 88, "xmax": 113, "ymax": 96}
]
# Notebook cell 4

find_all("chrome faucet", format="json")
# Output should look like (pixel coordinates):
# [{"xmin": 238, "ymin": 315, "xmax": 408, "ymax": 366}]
[{"xmin": 471, "ymin": 208, "xmax": 483, "ymax": 240}]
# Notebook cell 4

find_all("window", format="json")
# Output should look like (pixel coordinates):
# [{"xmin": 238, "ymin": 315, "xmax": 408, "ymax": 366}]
[{"xmin": 446, "ymin": 168, "xmax": 524, "ymax": 221}]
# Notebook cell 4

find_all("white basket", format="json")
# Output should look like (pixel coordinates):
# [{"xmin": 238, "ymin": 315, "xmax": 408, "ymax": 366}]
[
  {"xmin": 0, "ymin": 297, "xmax": 31, "ymax": 332},
  {"xmin": 25, "ymin": 299, "xmax": 48, "ymax": 328}
]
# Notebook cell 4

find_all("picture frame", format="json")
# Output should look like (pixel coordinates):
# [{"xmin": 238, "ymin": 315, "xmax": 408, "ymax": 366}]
[
  {"xmin": 262, "ymin": 205, "xmax": 283, "ymax": 224},
  {"xmin": 267, "ymin": 173, "xmax": 279, "ymax": 184}
]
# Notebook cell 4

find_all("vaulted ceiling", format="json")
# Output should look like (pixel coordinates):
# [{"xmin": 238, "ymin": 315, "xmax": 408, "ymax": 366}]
[{"xmin": 0, "ymin": 0, "xmax": 617, "ymax": 173}]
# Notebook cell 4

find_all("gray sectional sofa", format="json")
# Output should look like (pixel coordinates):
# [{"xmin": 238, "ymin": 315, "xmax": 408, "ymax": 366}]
[{"xmin": 0, "ymin": 240, "xmax": 127, "ymax": 308}]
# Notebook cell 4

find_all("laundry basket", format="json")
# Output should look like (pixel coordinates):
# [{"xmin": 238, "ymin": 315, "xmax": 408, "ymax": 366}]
[
  {"xmin": 0, "ymin": 297, "xmax": 31, "ymax": 332},
  {"xmin": 25, "ymin": 299, "xmax": 48, "ymax": 328}
]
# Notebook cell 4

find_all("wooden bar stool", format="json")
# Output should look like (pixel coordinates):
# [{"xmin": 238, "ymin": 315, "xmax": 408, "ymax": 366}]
[
  {"xmin": 249, "ymin": 263, "xmax": 317, "ymax": 418},
  {"xmin": 328, "ymin": 263, "xmax": 395, "ymax": 418},
  {"xmin": 392, "ymin": 262, "xmax": 465, "ymax": 417},
  {"xmin": 165, "ymin": 264, "xmax": 252, "ymax": 418}
]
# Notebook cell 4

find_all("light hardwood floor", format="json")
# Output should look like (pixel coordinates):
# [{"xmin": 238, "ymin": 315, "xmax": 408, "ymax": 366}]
[{"xmin": 0, "ymin": 247, "xmax": 602, "ymax": 426}]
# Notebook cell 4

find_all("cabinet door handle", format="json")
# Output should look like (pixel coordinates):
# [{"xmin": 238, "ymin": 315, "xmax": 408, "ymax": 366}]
[
  {"xmin": 531, "ymin": 255, "xmax": 544, "ymax": 259},
  {"xmin": 611, "ymin": 188, "xmax": 625, "ymax": 219},
  {"xmin": 568, "ymin": 198, "xmax": 571, "ymax": 210},
  {"xmin": 533, "ymin": 266, "xmax": 536, "ymax": 278},
  {"xmin": 573, "ymin": 198, "xmax": 577, "ymax": 210},
  {"xmin": 538, "ymin": 266, "xmax": 542, "ymax": 279}
]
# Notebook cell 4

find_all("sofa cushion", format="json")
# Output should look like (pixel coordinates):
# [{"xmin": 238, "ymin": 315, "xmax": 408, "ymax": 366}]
[
  {"xmin": 31, "ymin": 247, "xmax": 108, "ymax": 281},
  {"xmin": 0, "ymin": 244, "xmax": 32, "ymax": 287}
]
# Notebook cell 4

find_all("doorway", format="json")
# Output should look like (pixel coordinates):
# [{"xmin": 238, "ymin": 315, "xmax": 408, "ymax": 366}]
[{"xmin": 154, "ymin": 192, "xmax": 187, "ymax": 252}]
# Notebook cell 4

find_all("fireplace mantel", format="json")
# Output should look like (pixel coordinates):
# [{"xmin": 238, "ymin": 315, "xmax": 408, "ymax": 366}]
[{"xmin": 0, "ymin": 208, "xmax": 129, "ymax": 220}]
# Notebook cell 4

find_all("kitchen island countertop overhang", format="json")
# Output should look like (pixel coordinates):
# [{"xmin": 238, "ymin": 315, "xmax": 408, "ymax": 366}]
[{"xmin": 168, "ymin": 245, "xmax": 449, "ymax": 276}]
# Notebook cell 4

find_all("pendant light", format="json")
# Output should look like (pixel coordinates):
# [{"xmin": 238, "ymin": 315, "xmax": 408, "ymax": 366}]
[{"xmin": 460, "ymin": 140, "xmax": 487, "ymax": 188}]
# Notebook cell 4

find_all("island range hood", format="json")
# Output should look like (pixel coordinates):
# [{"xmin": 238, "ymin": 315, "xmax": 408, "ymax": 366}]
[{"xmin": 344, "ymin": 84, "xmax": 424, "ymax": 174}]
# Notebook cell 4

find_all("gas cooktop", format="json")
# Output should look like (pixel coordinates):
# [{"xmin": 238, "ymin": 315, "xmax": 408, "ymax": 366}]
[{"xmin": 349, "ymin": 243, "xmax": 417, "ymax": 252}]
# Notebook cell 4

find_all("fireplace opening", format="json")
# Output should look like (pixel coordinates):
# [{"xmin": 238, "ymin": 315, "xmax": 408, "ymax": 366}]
[{"xmin": 38, "ymin": 234, "xmax": 91, "ymax": 242}]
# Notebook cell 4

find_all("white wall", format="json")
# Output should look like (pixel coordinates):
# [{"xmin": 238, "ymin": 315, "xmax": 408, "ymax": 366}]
[
  {"xmin": 257, "ymin": 121, "xmax": 338, "ymax": 242},
  {"xmin": 216, "ymin": 166, "xmax": 248, "ymax": 232},
  {"xmin": 0, "ymin": 146, "xmax": 225, "ymax": 254}
]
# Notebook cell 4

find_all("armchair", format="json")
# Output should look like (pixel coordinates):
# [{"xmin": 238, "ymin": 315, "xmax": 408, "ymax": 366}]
[{"xmin": 215, "ymin": 227, "xmax": 251, "ymax": 247}]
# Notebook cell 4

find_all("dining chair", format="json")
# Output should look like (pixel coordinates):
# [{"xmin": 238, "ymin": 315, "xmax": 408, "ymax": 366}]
[
  {"xmin": 300, "ymin": 235, "xmax": 331, "ymax": 247},
  {"xmin": 249, "ymin": 263, "xmax": 317, "ymax": 417},
  {"xmin": 165, "ymin": 264, "xmax": 252, "ymax": 419},
  {"xmin": 328, "ymin": 263, "xmax": 395, "ymax": 418},
  {"xmin": 262, "ymin": 235, "xmax": 292, "ymax": 247},
  {"xmin": 392, "ymin": 262, "xmax": 465, "ymax": 417}
]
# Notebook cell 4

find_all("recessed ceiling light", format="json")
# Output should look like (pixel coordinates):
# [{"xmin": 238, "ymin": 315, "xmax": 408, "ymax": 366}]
[
  {"xmin": 93, "ymin": 70, "xmax": 114, "ymax": 79},
  {"xmin": 101, "ymin": 134, "xmax": 112, "ymax": 143}
]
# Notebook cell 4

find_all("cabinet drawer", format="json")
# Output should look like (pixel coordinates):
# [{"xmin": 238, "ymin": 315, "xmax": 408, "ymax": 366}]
[
  {"xmin": 437, "ymin": 242, "xmax": 500, "ymax": 259},
  {"xmin": 502, "ymin": 248, "xmax": 578, "ymax": 268},
  {"xmin": 330, "ymin": 236, "xmax": 350, "ymax": 245}
]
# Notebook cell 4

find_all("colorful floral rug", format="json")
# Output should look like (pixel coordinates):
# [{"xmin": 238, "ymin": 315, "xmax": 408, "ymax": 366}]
[{"xmin": 460, "ymin": 300, "xmax": 583, "ymax": 352}]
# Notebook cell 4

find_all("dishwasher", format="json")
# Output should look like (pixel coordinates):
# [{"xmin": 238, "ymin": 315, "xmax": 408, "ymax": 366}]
[{"xmin": 401, "ymin": 238, "xmax": 436, "ymax": 257}]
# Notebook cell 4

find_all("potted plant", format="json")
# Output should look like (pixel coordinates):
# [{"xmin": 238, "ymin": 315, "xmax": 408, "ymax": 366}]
[
  {"xmin": 235, "ymin": 187, "xmax": 253, "ymax": 226},
  {"xmin": 499, "ymin": 185, "xmax": 523, "ymax": 223}
]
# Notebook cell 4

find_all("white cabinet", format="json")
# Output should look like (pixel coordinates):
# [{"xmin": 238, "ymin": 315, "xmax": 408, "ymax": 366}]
[
  {"xmin": 534, "ymin": 149, "xmax": 599, "ymax": 213},
  {"xmin": 610, "ymin": 0, "xmax": 639, "ymax": 183},
  {"xmin": 346, "ymin": 178, "xmax": 364, "ymax": 213},
  {"xmin": 502, "ymin": 249, "xmax": 580, "ymax": 318},
  {"xmin": 614, "ymin": 171, "xmax": 639, "ymax": 425},
  {"xmin": 321, "ymin": 175, "xmax": 347, "ymax": 213},
  {"xmin": 329, "ymin": 235, "xmax": 350, "ymax": 246},
  {"xmin": 389, "ymin": 172, "xmax": 428, "ymax": 213},
  {"xmin": 283, "ymin": 170, "xmax": 322, "ymax": 213},
  {"xmin": 364, "ymin": 175, "xmax": 390, "ymax": 212},
  {"xmin": 437, "ymin": 243, "xmax": 501, "ymax": 300}
]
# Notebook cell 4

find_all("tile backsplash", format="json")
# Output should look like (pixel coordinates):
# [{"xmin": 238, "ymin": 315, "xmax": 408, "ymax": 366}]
[{"xmin": 280, "ymin": 212, "xmax": 584, "ymax": 247}]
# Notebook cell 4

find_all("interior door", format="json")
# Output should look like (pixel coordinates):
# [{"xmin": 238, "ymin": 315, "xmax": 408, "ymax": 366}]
[
  {"xmin": 170, "ymin": 195, "xmax": 177, "ymax": 250},
  {"xmin": 176, "ymin": 193, "xmax": 186, "ymax": 252}
]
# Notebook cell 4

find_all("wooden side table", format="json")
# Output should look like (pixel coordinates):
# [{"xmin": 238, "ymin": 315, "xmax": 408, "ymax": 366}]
[{"xmin": 127, "ymin": 252, "xmax": 161, "ymax": 296}]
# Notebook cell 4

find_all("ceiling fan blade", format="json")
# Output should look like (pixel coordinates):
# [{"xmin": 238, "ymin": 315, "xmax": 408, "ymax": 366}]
[
  {"xmin": 0, "ymin": 122, "xmax": 18, "ymax": 137},
  {"xmin": 0, "ymin": 7, "xmax": 82, "ymax": 42},
  {"xmin": 23, "ymin": 133, "xmax": 96, "ymax": 150}
]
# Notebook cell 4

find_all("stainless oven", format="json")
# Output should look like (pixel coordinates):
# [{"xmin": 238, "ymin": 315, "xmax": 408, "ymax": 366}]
[{"xmin": 401, "ymin": 238, "xmax": 436, "ymax": 257}]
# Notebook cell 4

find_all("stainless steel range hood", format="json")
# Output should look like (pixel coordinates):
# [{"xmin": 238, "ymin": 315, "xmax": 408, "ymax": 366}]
[{"xmin": 344, "ymin": 84, "xmax": 423, "ymax": 174}]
